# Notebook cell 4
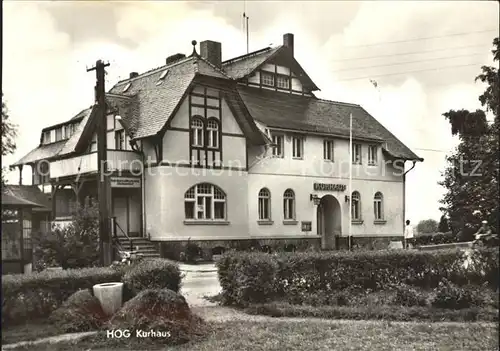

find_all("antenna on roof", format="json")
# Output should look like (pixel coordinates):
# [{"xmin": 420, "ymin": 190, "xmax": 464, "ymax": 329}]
[{"xmin": 243, "ymin": 1, "xmax": 249, "ymax": 54}]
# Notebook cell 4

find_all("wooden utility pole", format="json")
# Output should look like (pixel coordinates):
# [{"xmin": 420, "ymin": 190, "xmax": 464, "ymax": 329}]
[{"xmin": 87, "ymin": 60, "xmax": 112, "ymax": 266}]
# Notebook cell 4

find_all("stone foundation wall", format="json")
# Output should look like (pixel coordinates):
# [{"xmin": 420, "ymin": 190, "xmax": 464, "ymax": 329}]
[
  {"xmin": 157, "ymin": 238, "xmax": 321, "ymax": 261},
  {"xmin": 155, "ymin": 236, "xmax": 404, "ymax": 261}
]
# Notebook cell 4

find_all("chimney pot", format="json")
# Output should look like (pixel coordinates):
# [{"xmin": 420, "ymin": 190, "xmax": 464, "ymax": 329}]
[
  {"xmin": 129, "ymin": 72, "xmax": 139, "ymax": 79},
  {"xmin": 283, "ymin": 33, "xmax": 294, "ymax": 56},
  {"xmin": 200, "ymin": 40, "xmax": 222, "ymax": 68}
]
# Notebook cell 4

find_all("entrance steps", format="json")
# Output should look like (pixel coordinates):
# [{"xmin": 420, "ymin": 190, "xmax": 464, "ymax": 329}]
[{"xmin": 116, "ymin": 236, "xmax": 160, "ymax": 258}]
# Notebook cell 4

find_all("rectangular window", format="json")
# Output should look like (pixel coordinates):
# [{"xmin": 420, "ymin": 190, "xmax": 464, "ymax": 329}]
[
  {"xmin": 272, "ymin": 134, "xmax": 284, "ymax": 157},
  {"xmin": 55, "ymin": 128, "xmax": 62, "ymax": 141},
  {"xmin": 214, "ymin": 202, "xmax": 225, "ymax": 219},
  {"xmin": 374, "ymin": 200, "xmax": 382, "ymax": 220},
  {"xmin": 43, "ymin": 131, "xmax": 51, "ymax": 144},
  {"xmin": 276, "ymin": 75, "xmax": 290, "ymax": 89},
  {"xmin": 185, "ymin": 202, "xmax": 194, "ymax": 219},
  {"xmin": 90, "ymin": 134, "xmax": 97, "ymax": 152},
  {"xmin": 292, "ymin": 137, "xmax": 303, "ymax": 159},
  {"xmin": 323, "ymin": 140, "xmax": 334, "ymax": 161},
  {"xmin": 258, "ymin": 198, "xmax": 270, "ymax": 220},
  {"xmin": 261, "ymin": 71, "xmax": 275, "ymax": 86},
  {"xmin": 352, "ymin": 144, "xmax": 362, "ymax": 164},
  {"xmin": 115, "ymin": 130, "xmax": 125, "ymax": 150},
  {"xmin": 368, "ymin": 145, "xmax": 378, "ymax": 165}
]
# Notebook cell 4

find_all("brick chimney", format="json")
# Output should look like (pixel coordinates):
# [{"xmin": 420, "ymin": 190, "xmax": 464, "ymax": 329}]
[
  {"xmin": 200, "ymin": 40, "xmax": 222, "ymax": 68},
  {"xmin": 129, "ymin": 72, "xmax": 139, "ymax": 79},
  {"xmin": 283, "ymin": 33, "xmax": 294, "ymax": 56}
]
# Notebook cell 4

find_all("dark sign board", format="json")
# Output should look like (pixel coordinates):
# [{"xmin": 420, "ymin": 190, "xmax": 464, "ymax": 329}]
[
  {"xmin": 301, "ymin": 221, "xmax": 312, "ymax": 232},
  {"xmin": 313, "ymin": 183, "xmax": 346, "ymax": 192}
]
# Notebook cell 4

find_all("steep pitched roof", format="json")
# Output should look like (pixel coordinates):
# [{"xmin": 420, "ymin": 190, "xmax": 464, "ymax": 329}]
[
  {"xmin": 222, "ymin": 46, "xmax": 320, "ymax": 91},
  {"xmin": 237, "ymin": 86, "xmax": 422, "ymax": 161},
  {"xmin": 222, "ymin": 46, "xmax": 282, "ymax": 79},
  {"xmin": 108, "ymin": 55, "xmax": 230, "ymax": 140},
  {"xmin": 2, "ymin": 185, "xmax": 51, "ymax": 212},
  {"xmin": 2, "ymin": 192, "xmax": 43, "ymax": 208},
  {"xmin": 12, "ymin": 108, "xmax": 92, "ymax": 166}
]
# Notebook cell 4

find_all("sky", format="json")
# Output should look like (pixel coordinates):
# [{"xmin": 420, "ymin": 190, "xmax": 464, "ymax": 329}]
[{"xmin": 2, "ymin": 1, "xmax": 499, "ymax": 223}]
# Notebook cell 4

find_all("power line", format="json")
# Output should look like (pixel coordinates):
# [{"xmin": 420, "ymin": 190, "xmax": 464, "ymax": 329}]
[
  {"xmin": 332, "ymin": 52, "xmax": 484, "ymax": 73},
  {"xmin": 331, "ymin": 44, "xmax": 490, "ymax": 62},
  {"xmin": 414, "ymin": 148, "xmax": 451, "ymax": 153},
  {"xmin": 335, "ymin": 62, "xmax": 486, "ymax": 82},
  {"xmin": 345, "ymin": 29, "xmax": 496, "ymax": 48}
]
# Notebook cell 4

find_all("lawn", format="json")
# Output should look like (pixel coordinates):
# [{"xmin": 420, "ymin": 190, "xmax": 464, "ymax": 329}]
[
  {"xmin": 1, "ymin": 320, "xmax": 62, "ymax": 345},
  {"xmin": 7, "ymin": 319, "xmax": 498, "ymax": 351}
]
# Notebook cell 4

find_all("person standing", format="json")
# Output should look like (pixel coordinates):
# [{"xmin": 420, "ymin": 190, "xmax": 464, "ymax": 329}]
[{"xmin": 404, "ymin": 220, "xmax": 414, "ymax": 249}]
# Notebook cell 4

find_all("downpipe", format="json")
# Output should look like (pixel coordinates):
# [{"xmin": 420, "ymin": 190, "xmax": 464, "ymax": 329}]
[{"xmin": 403, "ymin": 160, "xmax": 417, "ymax": 247}]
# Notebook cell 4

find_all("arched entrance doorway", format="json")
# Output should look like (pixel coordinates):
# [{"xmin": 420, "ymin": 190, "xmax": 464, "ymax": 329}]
[{"xmin": 316, "ymin": 195, "xmax": 342, "ymax": 250}]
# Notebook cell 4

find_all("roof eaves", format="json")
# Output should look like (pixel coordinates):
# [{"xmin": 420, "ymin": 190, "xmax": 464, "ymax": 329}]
[{"xmin": 222, "ymin": 46, "xmax": 275, "ymax": 65}]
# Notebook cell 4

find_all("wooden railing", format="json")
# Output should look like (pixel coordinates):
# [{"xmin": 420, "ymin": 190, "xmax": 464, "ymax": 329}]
[{"xmin": 50, "ymin": 150, "xmax": 142, "ymax": 179}]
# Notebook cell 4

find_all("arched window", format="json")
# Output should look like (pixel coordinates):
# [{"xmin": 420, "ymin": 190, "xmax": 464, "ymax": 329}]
[
  {"xmin": 207, "ymin": 118, "xmax": 219, "ymax": 149},
  {"xmin": 258, "ymin": 188, "xmax": 271, "ymax": 220},
  {"xmin": 351, "ymin": 191, "xmax": 361, "ymax": 220},
  {"xmin": 283, "ymin": 189, "xmax": 295, "ymax": 220},
  {"xmin": 184, "ymin": 183, "xmax": 226, "ymax": 220},
  {"xmin": 374, "ymin": 192, "xmax": 383, "ymax": 220},
  {"xmin": 191, "ymin": 118, "xmax": 204, "ymax": 147}
]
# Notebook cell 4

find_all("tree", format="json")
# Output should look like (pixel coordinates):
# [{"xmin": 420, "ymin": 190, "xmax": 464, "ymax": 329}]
[
  {"xmin": 416, "ymin": 219, "xmax": 438, "ymax": 234},
  {"xmin": 439, "ymin": 37, "xmax": 499, "ymax": 237},
  {"xmin": 1, "ymin": 94, "xmax": 17, "ymax": 186},
  {"xmin": 438, "ymin": 215, "xmax": 450, "ymax": 233},
  {"xmin": 33, "ymin": 202, "xmax": 100, "ymax": 270}
]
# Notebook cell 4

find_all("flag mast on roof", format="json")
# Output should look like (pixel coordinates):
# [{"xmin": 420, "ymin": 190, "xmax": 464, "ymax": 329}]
[
  {"xmin": 348, "ymin": 112, "xmax": 353, "ymax": 251},
  {"xmin": 243, "ymin": 1, "xmax": 249, "ymax": 54}
]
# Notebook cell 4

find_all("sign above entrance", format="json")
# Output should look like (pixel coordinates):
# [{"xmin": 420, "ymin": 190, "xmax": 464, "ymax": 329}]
[
  {"xmin": 313, "ymin": 183, "xmax": 346, "ymax": 192},
  {"xmin": 110, "ymin": 177, "xmax": 141, "ymax": 188}
]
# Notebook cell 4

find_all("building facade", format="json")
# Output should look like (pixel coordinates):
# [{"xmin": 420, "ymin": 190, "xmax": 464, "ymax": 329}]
[{"xmin": 12, "ymin": 33, "xmax": 423, "ymax": 258}]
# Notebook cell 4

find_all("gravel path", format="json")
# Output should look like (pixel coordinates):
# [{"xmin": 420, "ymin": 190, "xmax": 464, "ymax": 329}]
[{"xmin": 1, "ymin": 332, "xmax": 98, "ymax": 350}]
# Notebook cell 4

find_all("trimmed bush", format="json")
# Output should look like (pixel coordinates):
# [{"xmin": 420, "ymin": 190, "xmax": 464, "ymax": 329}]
[
  {"xmin": 122, "ymin": 258, "xmax": 182, "ymax": 295},
  {"xmin": 217, "ymin": 248, "xmax": 499, "ymax": 306},
  {"xmin": 2, "ymin": 267, "xmax": 124, "ymax": 325},
  {"xmin": 431, "ymin": 280, "xmax": 485, "ymax": 309},
  {"xmin": 108, "ymin": 289, "xmax": 206, "ymax": 345},
  {"xmin": 217, "ymin": 252, "xmax": 278, "ymax": 306},
  {"xmin": 49, "ymin": 289, "xmax": 107, "ymax": 332},
  {"xmin": 391, "ymin": 284, "xmax": 428, "ymax": 307}
]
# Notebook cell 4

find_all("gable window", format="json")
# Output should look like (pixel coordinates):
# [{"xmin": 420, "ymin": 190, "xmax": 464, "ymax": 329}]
[
  {"xmin": 277, "ymin": 75, "xmax": 290, "ymax": 89},
  {"xmin": 323, "ymin": 140, "xmax": 334, "ymax": 161},
  {"xmin": 368, "ymin": 145, "xmax": 378, "ymax": 165},
  {"xmin": 191, "ymin": 118, "xmax": 204, "ymax": 147},
  {"xmin": 261, "ymin": 71, "xmax": 275, "ymax": 87},
  {"xmin": 283, "ymin": 189, "xmax": 295, "ymax": 220},
  {"xmin": 115, "ymin": 130, "xmax": 125, "ymax": 150},
  {"xmin": 352, "ymin": 143, "xmax": 362, "ymax": 164},
  {"xmin": 272, "ymin": 134, "xmax": 284, "ymax": 157},
  {"xmin": 184, "ymin": 183, "xmax": 226, "ymax": 221},
  {"xmin": 351, "ymin": 191, "xmax": 361, "ymax": 221},
  {"xmin": 292, "ymin": 136, "xmax": 303, "ymax": 159},
  {"xmin": 43, "ymin": 131, "xmax": 51, "ymax": 144},
  {"xmin": 89, "ymin": 134, "xmax": 97, "ymax": 152},
  {"xmin": 55, "ymin": 128, "xmax": 62, "ymax": 141},
  {"xmin": 258, "ymin": 188, "xmax": 271, "ymax": 220},
  {"xmin": 374, "ymin": 192, "xmax": 384, "ymax": 220},
  {"xmin": 65, "ymin": 124, "xmax": 73, "ymax": 139},
  {"xmin": 207, "ymin": 119, "xmax": 219, "ymax": 149}
]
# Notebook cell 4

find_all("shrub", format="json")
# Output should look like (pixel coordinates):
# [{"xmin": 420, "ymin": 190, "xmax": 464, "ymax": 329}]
[
  {"xmin": 431, "ymin": 280, "xmax": 485, "ymax": 309},
  {"xmin": 108, "ymin": 289, "xmax": 206, "ymax": 345},
  {"xmin": 2, "ymin": 267, "xmax": 124, "ymax": 325},
  {"xmin": 32, "ymin": 202, "xmax": 100, "ymax": 270},
  {"xmin": 49, "ymin": 289, "xmax": 107, "ymax": 332},
  {"xmin": 122, "ymin": 258, "xmax": 181, "ymax": 295},
  {"xmin": 391, "ymin": 284, "xmax": 428, "ymax": 307},
  {"xmin": 217, "ymin": 252, "xmax": 278, "ymax": 306},
  {"xmin": 217, "ymin": 248, "xmax": 498, "ymax": 306},
  {"xmin": 185, "ymin": 240, "xmax": 201, "ymax": 263}
]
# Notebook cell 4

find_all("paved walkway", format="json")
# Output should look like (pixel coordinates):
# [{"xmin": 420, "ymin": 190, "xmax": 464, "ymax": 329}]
[{"xmin": 178, "ymin": 263, "xmax": 217, "ymax": 273}]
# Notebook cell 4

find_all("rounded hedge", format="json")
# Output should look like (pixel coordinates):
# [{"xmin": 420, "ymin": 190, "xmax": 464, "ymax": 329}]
[{"xmin": 123, "ymin": 258, "xmax": 182, "ymax": 295}]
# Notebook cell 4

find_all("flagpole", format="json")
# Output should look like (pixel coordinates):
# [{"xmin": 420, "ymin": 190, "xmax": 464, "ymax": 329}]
[{"xmin": 349, "ymin": 112, "xmax": 352, "ymax": 251}]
